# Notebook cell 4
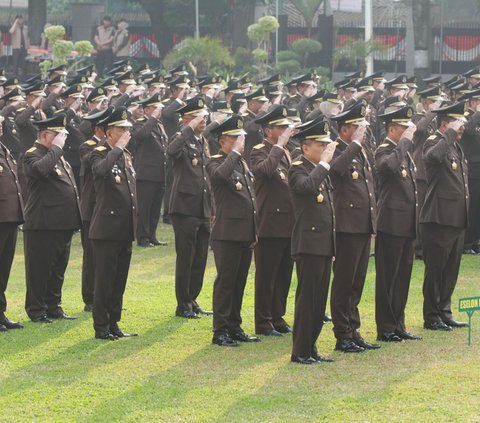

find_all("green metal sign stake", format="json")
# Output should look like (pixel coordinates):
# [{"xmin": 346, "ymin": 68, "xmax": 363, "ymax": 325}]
[{"xmin": 459, "ymin": 296, "xmax": 480, "ymax": 346}]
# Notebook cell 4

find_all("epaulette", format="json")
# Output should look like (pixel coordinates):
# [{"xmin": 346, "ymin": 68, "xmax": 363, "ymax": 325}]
[
  {"xmin": 16, "ymin": 107, "xmax": 26, "ymax": 113},
  {"xmin": 94, "ymin": 146, "xmax": 107, "ymax": 151},
  {"xmin": 161, "ymin": 98, "xmax": 170, "ymax": 104},
  {"xmin": 427, "ymin": 135, "xmax": 437, "ymax": 141},
  {"xmin": 253, "ymin": 143, "xmax": 265, "ymax": 150},
  {"xmin": 378, "ymin": 143, "xmax": 390, "ymax": 148},
  {"xmin": 136, "ymin": 117, "xmax": 147, "ymax": 122},
  {"xmin": 292, "ymin": 160, "xmax": 303, "ymax": 166},
  {"xmin": 211, "ymin": 154, "xmax": 223, "ymax": 158},
  {"xmin": 26, "ymin": 146, "xmax": 37, "ymax": 153},
  {"xmin": 53, "ymin": 108, "xmax": 65, "ymax": 115},
  {"xmin": 84, "ymin": 140, "xmax": 97, "ymax": 146}
]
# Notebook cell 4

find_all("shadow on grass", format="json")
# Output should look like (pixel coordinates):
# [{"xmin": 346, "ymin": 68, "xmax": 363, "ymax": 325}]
[
  {"xmin": 0, "ymin": 316, "xmax": 190, "ymax": 397},
  {"xmin": 83, "ymin": 340, "xmax": 291, "ymax": 422}
]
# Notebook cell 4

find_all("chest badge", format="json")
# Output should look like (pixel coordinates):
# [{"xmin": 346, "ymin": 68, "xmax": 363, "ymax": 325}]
[
  {"xmin": 451, "ymin": 161, "xmax": 457, "ymax": 171},
  {"xmin": 401, "ymin": 168, "xmax": 407, "ymax": 178},
  {"xmin": 316, "ymin": 193, "xmax": 324, "ymax": 203},
  {"xmin": 351, "ymin": 170, "xmax": 359, "ymax": 180},
  {"xmin": 279, "ymin": 171, "xmax": 286, "ymax": 180},
  {"xmin": 55, "ymin": 166, "xmax": 62, "ymax": 176},
  {"xmin": 235, "ymin": 181, "xmax": 243, "ymax": 191},
  {"xmin": 115, "ymin": 175, "xmax": 121, "ymax": 184},
  {"xmin": 0, "ymin": 165, "xmax": 3, "ymax": 174},
  {"xmin": 192, "ymin": 157, "xmax": 198, "ymax": 166}
]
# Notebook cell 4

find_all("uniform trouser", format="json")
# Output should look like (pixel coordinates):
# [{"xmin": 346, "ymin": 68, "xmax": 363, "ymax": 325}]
[
  {"xmin": 24, "ymin": 230, "xmax": 73, "ymax": 319},
  {"xmin": 414, "ymin": 179, "xmax": 427, "ymax": 255},
  {"xmin": 254, "ymin": 237, "xmax": 293, "ymax": 332},
  {"xmin": 162, "ymin": 159, "xmax": 173, "ymax": 222},
  {"xmin": 91, "ymin": 239, "xmax": 132, "ymax": 333},
  {"xmin": 331, "ymin": 232, "xmax": 371, "ymax": 341},
  {"xmin": 12, "ymin": 48, "xmax": 27, "ymax": 75},
  {"xmin": 420, "ymin": 223, "xmax": 464, "ymax": 324},
  {"xmin": 171, "ymin": 214, "xmax": 210, "ymax": 313},
  {"xmin": 81, "ymin": 220, "xmax": 94, "ymax": 306},
  {"xmin": 136, "ymin": 180, "xmax": 165, "ymax": 242},
  {"xmin": 375, "ymin": 231, "xmax": 414, "ymax": 336},
  {"xmin": 211, "ymin": 240, "xmax": 253, "ymax": 336},
  {"xmin": 464, "ymin": 178, "xmax": 480, "ymax": 249},
  {"xmin": 95, "ymin": 49, "xmax": 113, "ymax": 76},
  {"xmin": 0, "ymin": 223, "xmax": 18, "ymax": 314},
  {"xmin": 292, "ymin": 254, "xmax": 331, "ymax": 358}
]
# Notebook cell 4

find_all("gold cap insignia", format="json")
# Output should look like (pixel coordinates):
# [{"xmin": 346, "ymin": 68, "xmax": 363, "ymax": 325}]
[
  {"xmin": 122, "ymin": 111, "xmax": 128, "ymax": 120},
  {"xmin": 282, "ymin": 108, "xmax": 287, "ymax": 116},
  {"xmin": 407, "ymin": 108, "xmax": 413, "ymax": 117},
  {"xmin": 198, "ymin": 99, "xmax": 204, "ymax": 107},
  {"xmin": 237, "ymin": 120, "xmax": 243, "ymax": 129}
]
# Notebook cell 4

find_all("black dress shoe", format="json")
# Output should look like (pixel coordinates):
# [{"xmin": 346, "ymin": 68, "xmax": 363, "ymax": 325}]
[
  {"xmin": 463, "ymin": 249, "xmax": 478, "ymax": 255},
  {"xmin": 162, "ymin": 216, "xmax": 171, "ymax": 224},
  {"xmin": 0, "ymin": 323, "xmax": 7, "ymax": 332},
  {"xmin": 378, "ymin": 332, "xmax": 404, "ymax": 342},
  {"xmin": 84, "ymin": 304, "xmax": 93, "ymax": 312},
  {"xmin": 354, "ymin": 338, "xmax": 381, "ymax": 350},
  {"xmin": 137, "ymin": 240, "xmax": 154, "ymax": 247},
  {"xmin": 176, "ymin": 310, "xmax": 201, "ymax": 319},
  {"xmin": 95, "ymin": 331, "xmax": 118, "ymax": 340},
  {"xmin": 0, "ymin": 318, "xmax": 24, "ymax": 329},
  {"xmin": 423, "ymin": 321, "xmax": 453, "ymax": 331},
  {"xmin": 256, "ymin": 329, "xmax": 282, "ymax": 336},
  {"xmin": 312, "ymin": 352, "xmax": 335, "ymax": 363},
  {"xmin": 32, "ymin": 315, "xmax": 53, "ymax": 323},
  {"xmin": 212, "ymin": 334, "xmax": 240, "ymax": 347},
  {"xmin": 443, "ymin": 318, "xmax": 469, "ymax": 328},
  {"xmin": 47, "ymin": 311, "xmax": 77, "ymax": 320},
  {"xmin": 230, "ymin": 332, "xmax": 261, "ymax": 342},
  {"xmin": 291, "ymin": 355, "xmax": 317, "ymax": 365},
  {"xmin": 151, "ymin": 239, "xmax": 168, "ymax": 246},
  {"xmin": 335, "ymin": 339, "xmax": 364, "ymax": 353},
  {"xmin": 395, "ymin": 330, "xmax": 422, "ymax": 340},
  {"xmin": 193, "ymin": 307, "xmax": 213, "ymax": 316},
  {"xmin": 323, "ymin": 314, "xmax": 332, "ymax": 322},
  {"xmin": 415, "ymin": 254, "xmax": 423, "ymax": 260},
  {"xmin": 111, "ymin": 327, "xmax": 138, "ymax": 338},
  {"xmin": 274, "ymin": 324, "xmax": 292, "ymax": 334}
]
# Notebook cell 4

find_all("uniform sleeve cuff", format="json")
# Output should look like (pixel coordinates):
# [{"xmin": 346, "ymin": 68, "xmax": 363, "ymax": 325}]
[{"xmin": 319, "ymin": 161, "xmax": 330, "ymax": 171}]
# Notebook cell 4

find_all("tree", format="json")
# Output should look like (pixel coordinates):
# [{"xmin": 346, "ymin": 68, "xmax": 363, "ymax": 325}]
[
  {"xmin": 247, "ymin": 15, "xmax": 279, "ymax": 77},
  {"xmin": 333, "ymin": 38, "xmax": 385, "ymax": 75},
  {"xmin": 163, "ymin": 37, "xmax": 233, "ymax": 76},
  {"xmin": 290, "ymin": 38, "xmax": 322, "ymax": 67},
  {"xmin": 290, "ymin": 0, "xmax": 324, "ymax": 39}
]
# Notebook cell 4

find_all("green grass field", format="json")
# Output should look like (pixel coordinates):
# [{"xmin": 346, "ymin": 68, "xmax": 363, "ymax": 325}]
[{"xmin": 1, "ymin": 224, "xmax": 479, "ymax": 422}]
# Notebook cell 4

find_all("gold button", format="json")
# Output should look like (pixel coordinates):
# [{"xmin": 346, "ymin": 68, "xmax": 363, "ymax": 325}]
[
  {"xmin": 311, "ymin": 227, "xmax": 315, "ymax": 230},
  {"xmin": 365, "ymin": 179, "xmax": 369, "ymax": 183},
  {"xmin": 110, "ymin": 211, "xmax": 114, "ymax": 215},
  {"xmin": 349, "ymin": 204, "xmax": 353, "ymax": 208}
]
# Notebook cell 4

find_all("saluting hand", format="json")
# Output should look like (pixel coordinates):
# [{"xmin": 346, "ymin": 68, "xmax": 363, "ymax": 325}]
[
  {"xmin": 352, "ymin": 125, "xmax": 367, "ymax": 144},
  {"xmin": 447, "ymin": 119, "xmax": 465, "ymax": 135},
  {"xmin": 188, "ymin": 115, "xmax": 205, "ymax": 130},
  {"xmin": 402, "ymin": 124, "xmax": 417, "ymax": 141},
  {"xmin": 320, "ymin": 141, "xmax": 338, "ymax": 164},
  {"xmin": 116, "ymin": 130, "xmax": 131, "ymax": 150},
  {"xmin": 233, "ymin": 134, "xmax": 245, "ymax": 155},
  {"xmin": 51, "ymin": 132, "xmax": 67, "ymax": 149},
  {"xmin": 277, "ymin": 126, "xmax": 295, "ymax": 147}
]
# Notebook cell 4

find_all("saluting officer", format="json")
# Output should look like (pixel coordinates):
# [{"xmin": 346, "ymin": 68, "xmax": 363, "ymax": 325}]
[
  {"xmin": 250, "ymin": 105, "xmax": 295, "ymax": 336},
  {"xmin": 420, "ymin": 101, "xmax": 469, "ymax": 331},
  {"xmin": 132, "ymin": 93, "xmax": 168, "ymax": 247},
  {"xmin": 243, "ymin": 87, "xmax": 270, "ymax": 164},
  {"xmin": 23, "ymin": 114, "xmax": 81, "ymax": 322},
  {"xmin": 207, "ymin": 115, "xmax": 260, "ymax": 347},
  {"xmin": 374, "ymin": 106, "xmax": 422, "ymax": 342},
  {"xmin": 89, "ymin": 107, "xmax": 138, "ymax": 340},
  {"xmin": 329, "ymin": 102, "xmax": 380, "ymax": 353},
  {"xmin": 167, "ymin": 97, "xmax": 213, "ymax": 319},
  {"xmin": 78, "ymin": 106, "xmax": 114, "ymax": 312},
  {"xmin": 0, "ymin": 118, "xmax": 24, "ymax": 331},
  {"xmin": 288, "ymin": 119, "xmax": 337, "ymax": 364}
]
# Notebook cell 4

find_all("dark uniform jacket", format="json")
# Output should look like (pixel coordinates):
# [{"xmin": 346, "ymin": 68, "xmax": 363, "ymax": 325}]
[
  {"xmin": 15, "ymin": 106, "xmax": 44, "ymax": 153},
  {"xmin": 79, "ymin": 136, "xmax": 102, "ymax": 222},
  {"xmin": 0, "ymin": 107, "xmax": 21, "ymax": 159},
  {"xmin": 166, "ymin": 125, "xmax": 212, "ymax": 219},
  {"xmin": 250, "ymin": 141, "xmax": 294, "ymax": 238},
  {"xmin": 22, "ymin": 142, "xmax": 81, "ymax": 230},
  {"xmin": 288, "ymin": 156, "xmax": 335, "ymax": 257},
  {"xmin": 206, "ymin": 150, "xmax": 257, "ymax": 242},
  {"xmin": 42, "ymin": 92, "xmax": 63, "ymax": 117},
  {"xmin": 89, "ymin": 143, "xmax": 137, "ymax": 241},
  {"xmin": 420, "ymin": 129, "xmax": 469, "ymax": 229},
  {"xmin": 0, "ymin": 142, "xmax": 24, "ymax": 223},
  {"xmin": 412, "ymin": 111, "xmax": 437, "ymax": 181},
  {"xmin": 161, "ymin": 97, "xmax": 183, "ymax": 140},
  {"xmin": 131, "ymin": 116, "xmax": 167, "ymax": 183},
  {"xmin": 330, "ymin": 139, "xmax": 377, "ymax": 234},
  {"xmin": 243, "ymin": 109, "xmax": 264, "ymax": 162},
  {"xmin": 460, "ymin": 110, "xmax": 480, "ymax": 179},
  {"xmin": 59, "ymin": 109, "xmax": 85, "ymax": 171},
  {"xmin": 375, "ymin": 137, "xmax": 417, "ymax": 238}
]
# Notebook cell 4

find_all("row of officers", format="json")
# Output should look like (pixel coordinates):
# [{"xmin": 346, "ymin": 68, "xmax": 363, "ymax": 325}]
[
  {"xmin": 0, "ymin": 96, "xmax": 471, "ymax": 364},
  {"xmin": 0, "ymin": 62, "xmax": 476, "ymax": 365}
]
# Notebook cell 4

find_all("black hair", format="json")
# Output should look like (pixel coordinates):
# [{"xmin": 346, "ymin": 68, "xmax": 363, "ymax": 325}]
[{"xmin": 102, "ymin": 16, "xmax": 112, "ymax": 22}]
